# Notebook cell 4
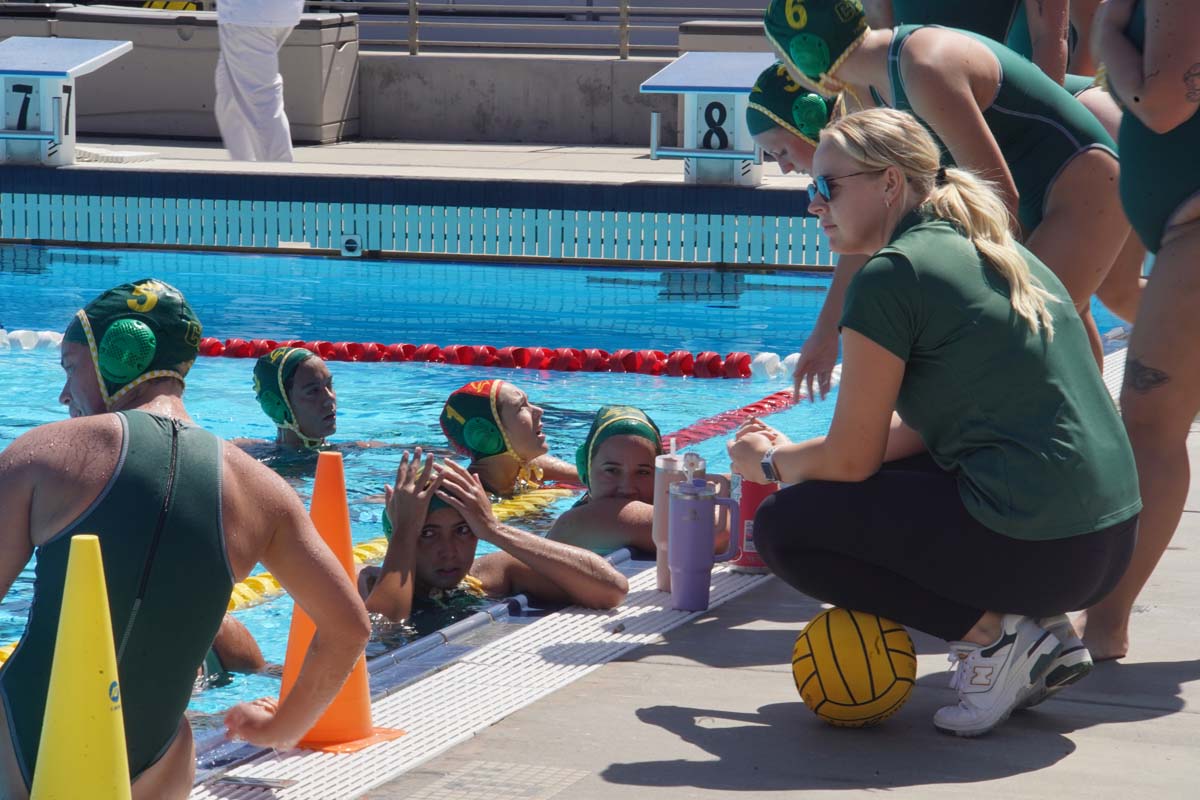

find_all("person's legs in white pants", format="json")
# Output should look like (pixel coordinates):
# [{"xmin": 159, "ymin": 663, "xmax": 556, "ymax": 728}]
[{"xmin": 214, "ymin": 23, "xmax": 295, "ymax": 162}]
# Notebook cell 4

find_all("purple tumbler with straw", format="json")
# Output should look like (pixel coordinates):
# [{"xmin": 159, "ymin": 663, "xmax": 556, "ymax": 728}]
[{"xmin": 667, "ymin": 478, "xmax": 739, "ymax": 611}]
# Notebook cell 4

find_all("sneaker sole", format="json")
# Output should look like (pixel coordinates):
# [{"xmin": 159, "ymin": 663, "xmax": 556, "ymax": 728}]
[{"xmin": 934, "ymin": 637, "xmax": 1062, "ymax": 737}]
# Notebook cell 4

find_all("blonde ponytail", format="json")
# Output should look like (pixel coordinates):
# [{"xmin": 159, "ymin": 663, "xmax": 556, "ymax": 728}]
[
  {"xmin": 928, "ymin": 168, "xmax": 1057, "ymax": 339},
  {"xmin": 821, "ymin": 108, "xmax": 1058, "ymax": 339}
]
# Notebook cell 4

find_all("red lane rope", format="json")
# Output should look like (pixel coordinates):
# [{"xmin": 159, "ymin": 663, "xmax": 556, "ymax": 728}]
[
  {"xmin": 198, "ymin": 337, "xmax": 754, "ymax": 379},
  {"xmin": 659, "ymin": 363, "xmax": 842, "ymax": 449},
  {"xmin": 661, "ymin": 389, "xmax": 797, "ymax": 450}
]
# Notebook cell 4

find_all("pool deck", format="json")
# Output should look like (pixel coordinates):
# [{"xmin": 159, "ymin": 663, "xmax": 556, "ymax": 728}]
[
  {"xmin": 72, "ymin": 138, "xmax": 1188, "ymax": 798},
  {"xmin": 363, "ymin": 431, "xmax": 1200, "ymax": 799},
  {"xmin": 73, "ymin": 136, "xmax": 812, "ymax": 189}
]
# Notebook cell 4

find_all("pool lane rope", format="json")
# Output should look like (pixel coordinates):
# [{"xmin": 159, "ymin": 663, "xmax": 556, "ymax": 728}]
[
  {"xmin": 197, "ymin": 337, "xmax": 810, "ymax": 380},
  {"xmin": 1, "ymin": 330, "xmax": 806, "ymax": 382}
]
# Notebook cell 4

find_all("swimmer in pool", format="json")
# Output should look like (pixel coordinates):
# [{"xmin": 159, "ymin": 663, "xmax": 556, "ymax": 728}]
[
  {"xmin": 238, "ymin": 346, "xmax": 398, "ymax": 464},
  {"xmin": 251, "ymin": 346, "xmax": 337, "ymax": 450},
  {"xmin": 440, "ymin": 379, "xmax": 578, "ymax": 496},
  {"xmin": 361, "ymin": 450, "xmax": 627, "ymax": 627},
  {"xmin": 548, "ymin": 405, "xmax": 731, "ymax": 555}
]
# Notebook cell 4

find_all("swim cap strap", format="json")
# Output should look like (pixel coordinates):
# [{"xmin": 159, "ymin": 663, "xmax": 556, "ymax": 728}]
[{"xmin": 275, "ymin": 362, "xmax": 324, "ymax": 450}]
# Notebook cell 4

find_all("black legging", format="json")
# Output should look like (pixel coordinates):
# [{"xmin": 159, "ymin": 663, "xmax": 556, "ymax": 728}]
[{"xmin": 754, "ymin": 454, "xmax": 1137, "ymax": 641}]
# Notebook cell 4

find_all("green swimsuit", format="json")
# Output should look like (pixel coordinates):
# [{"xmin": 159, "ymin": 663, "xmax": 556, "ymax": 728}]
[
  {"xmin": 893, "ymin": 2, "xmax": 1094, "ymax": 96},
  {"xmin": 872, "ymin": 25, "xmax": 1115, "ymax": 232},
  {"xmin": 0, "ymin": 411, "xmax": 233, "ymax": 787},
  {"xmin": 890, "ymin": 0, "xmax": 1020, "ymax": 41},
  {"xmin": 1116, "ymin": 0, "xmax": 1200, "ymax": 253}
]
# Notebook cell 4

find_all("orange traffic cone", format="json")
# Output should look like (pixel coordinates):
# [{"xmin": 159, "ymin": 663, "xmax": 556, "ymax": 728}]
[{"xmin": 279, "ymin": 451, "xmax": 404, "ymax": 752}]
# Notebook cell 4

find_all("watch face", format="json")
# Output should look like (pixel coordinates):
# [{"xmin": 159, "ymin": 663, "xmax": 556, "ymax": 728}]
[{"xmin": 761, "ymin": 453, "xmax": 778, "ymax": 482}]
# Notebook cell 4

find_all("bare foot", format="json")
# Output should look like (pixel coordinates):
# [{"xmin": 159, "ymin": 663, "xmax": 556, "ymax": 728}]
[{"xmin": 1076, "ymin": 610, "xmax": 1128, "ymax": 661}]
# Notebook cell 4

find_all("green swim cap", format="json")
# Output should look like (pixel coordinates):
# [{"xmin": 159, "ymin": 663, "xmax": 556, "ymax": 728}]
[
  {"xmin": 747, "ymin": 61, "xmax": 833, "ymax": 144},
  {"xmin": 575, "ymin": 405, "xmax": 663, "ymax": 489},
  {"xmin": 64, "ymin": 279, "xmax": 202, "ymax": 409},
  {"xmin": 253, "ymin": 347, "xmax": 315, "ymax": 428},
  {"xmin": 763, "ymin": 0, "xmax": 867, "ymax": 82},
  {"xmin": 440, "ymin": 380, "xmax": 512, "ymax": 461}
]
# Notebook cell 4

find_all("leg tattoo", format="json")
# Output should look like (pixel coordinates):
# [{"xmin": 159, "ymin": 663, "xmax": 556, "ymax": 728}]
[{"xmin": 1125, "ymin": 357, "xmax": 1171, "ymax": 394}]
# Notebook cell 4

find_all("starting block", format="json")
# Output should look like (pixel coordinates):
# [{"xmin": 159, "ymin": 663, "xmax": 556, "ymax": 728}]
[
  {"xmin": 639, "ymin": 51, "xmax": 777, "ymax": 186},
  {"xmin": 1, "ymin": 36, "xmax": 133, "ymax": 166}
]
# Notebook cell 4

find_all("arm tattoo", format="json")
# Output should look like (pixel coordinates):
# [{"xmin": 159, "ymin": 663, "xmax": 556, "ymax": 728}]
[
  {"xmin": 1185, "ymin": 64, "xmax": 1200, "ymax": 103},
  {"xmin": 1125, "ymin": 357, "xmax": 1171, "ymax": 394}
]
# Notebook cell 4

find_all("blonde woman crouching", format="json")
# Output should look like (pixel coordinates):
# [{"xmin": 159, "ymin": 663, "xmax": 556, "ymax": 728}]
[{"xmin": 727, "ymin": 108, "xmax": 1140, "ymax": 737}]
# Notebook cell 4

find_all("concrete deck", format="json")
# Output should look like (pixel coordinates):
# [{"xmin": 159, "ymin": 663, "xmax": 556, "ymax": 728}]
[
  {"xmin": 63, "ymin": 135, "xmax": 1185, "ymax": 798},
  {"xmin": 74, "ymin": 136, "xmax": 811, "ymax": 188},
  {"xmin": 364, "ymin": 430, "xmax": 1200, "ymax": 799}
]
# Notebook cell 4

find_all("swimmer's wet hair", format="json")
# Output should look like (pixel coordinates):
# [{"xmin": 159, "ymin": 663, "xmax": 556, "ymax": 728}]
[{"xmin": 821, "ymin": 108, "xmax": 1057, "ymax": 339}]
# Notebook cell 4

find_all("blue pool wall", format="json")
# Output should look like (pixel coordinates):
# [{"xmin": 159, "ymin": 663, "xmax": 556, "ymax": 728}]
[{"xmin": 0, "ymin": 167, "xmax": 836, "ymax": 267}]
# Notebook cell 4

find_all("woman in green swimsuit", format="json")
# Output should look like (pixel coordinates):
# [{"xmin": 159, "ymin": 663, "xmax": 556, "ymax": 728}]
[
  {"xmin": 869, "ymin": 1, "xmax": 1146, "ymax": 324},
  {"xmin": 1081, "ymin": 0, "xmax": 1200, "ymax": 661},
  {"xmin": 872, "ymin": 1, "xmax": 1070, "ymax": 85},
  {"xmin": 765, "ymin": 0, "xmax": 1129, "ymax": 376}
]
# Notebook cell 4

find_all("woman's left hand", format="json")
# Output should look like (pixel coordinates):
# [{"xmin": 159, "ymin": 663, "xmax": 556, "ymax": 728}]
[
  {"xmin": 435, "ymin": 459, "xmax": 501, "ymax": 540},
  {"xmin": 727, "ymin": 432, "xmax": 776, "ymax": 482}
]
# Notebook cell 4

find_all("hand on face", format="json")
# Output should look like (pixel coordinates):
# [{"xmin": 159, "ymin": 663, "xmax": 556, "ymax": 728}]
[
  {"xmin": 385, "ymin": 448, "xmax": 444, "ymax": 537},
  {"xmin": 434, "ymin": 458, "xmax": 499, "ymax": 540},
  {"xmin": 727, "ymin": 430, "xmax": 777, "ymax": 482}
]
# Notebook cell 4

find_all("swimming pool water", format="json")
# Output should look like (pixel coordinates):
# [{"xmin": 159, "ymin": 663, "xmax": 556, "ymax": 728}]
[
  {"xmin": 0, "ymin": 244, "xmax": 853, "ymax": 718},
  {"xmin": 0, "ymin": 243, "xmax": 1127, "ymax": 718}
]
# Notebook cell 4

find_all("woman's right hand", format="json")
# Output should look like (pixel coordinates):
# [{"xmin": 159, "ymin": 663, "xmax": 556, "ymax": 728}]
[
  {"xmin": 793, "ymin": 327, "xmax": 839, "ymax": 402},
  {"xmin": 224, "ymin": 697, "xmax": 301, "ymax": 750},
  {"xmin": 735, "ymin": 418, "xmax": 792, "ymax": 446},
  {"xmin": 385, "ymin": 448, "xmax": 443, "ymax": 537}
]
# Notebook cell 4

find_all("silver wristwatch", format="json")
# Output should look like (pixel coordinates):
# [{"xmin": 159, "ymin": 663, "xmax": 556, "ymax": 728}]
[{"xmin": 761, "ymin": 446, "xmax": 781, "ymax": 483}]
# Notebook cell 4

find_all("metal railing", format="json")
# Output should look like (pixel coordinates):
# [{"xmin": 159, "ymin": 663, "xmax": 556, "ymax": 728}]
[
  {"xmin": 39, "ymin": 1, "xmax": 761, "ymax": 58},
  {"xmin": 304, "ymin": 0, "xmax": 761, "ymax": 58}
]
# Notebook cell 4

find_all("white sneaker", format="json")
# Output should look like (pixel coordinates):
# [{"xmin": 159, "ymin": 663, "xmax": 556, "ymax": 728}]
[
  {"xmin": 934, "ymin": 614, "xmax": 1061, "ymax": 737},
  {"xmin": 1019, "ymin": 614, "xmax": 1093, "ymax": 709}
]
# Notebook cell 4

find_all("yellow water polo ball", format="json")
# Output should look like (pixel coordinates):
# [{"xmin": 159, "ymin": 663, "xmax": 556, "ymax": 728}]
[{"xmin": 791, "ymin": 607, "xmax": 916, "ymax": 728}]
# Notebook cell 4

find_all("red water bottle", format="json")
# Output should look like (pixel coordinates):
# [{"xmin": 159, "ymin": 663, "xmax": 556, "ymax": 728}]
[{"xmin": 730, "ymin": 472, "xmax": 776, "ymax": 573}]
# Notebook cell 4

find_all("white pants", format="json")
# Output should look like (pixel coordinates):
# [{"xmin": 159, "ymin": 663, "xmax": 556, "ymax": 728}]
[{"xmin": 214, "ymin": 23, "xmax": 295, "ymax": 162}]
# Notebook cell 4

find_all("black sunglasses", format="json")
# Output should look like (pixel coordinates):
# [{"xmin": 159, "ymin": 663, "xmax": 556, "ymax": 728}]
[{"xmin": 807, "ymin": 169, "xmax": 886, "ymax": 203}]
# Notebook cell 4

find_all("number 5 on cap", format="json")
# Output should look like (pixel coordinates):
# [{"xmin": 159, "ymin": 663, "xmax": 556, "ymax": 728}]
[{"xmin": 127, "ymin": 281, "xmax": 161, "ymax": 313}]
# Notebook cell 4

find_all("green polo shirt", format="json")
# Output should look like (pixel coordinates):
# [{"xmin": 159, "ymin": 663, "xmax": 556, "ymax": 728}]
[{"xmin": 840, "ymin": 209, "xmax": 1140, "ymax": 540}]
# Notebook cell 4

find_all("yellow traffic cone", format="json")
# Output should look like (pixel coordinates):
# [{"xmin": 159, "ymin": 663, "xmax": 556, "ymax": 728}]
[
  {"xmin": 279, "ymin": 451, "xmax": 404, "ymax": 752},
  {"xmin": 30, "ymin": 534, "xmax": 131, "ymax": 799}
]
